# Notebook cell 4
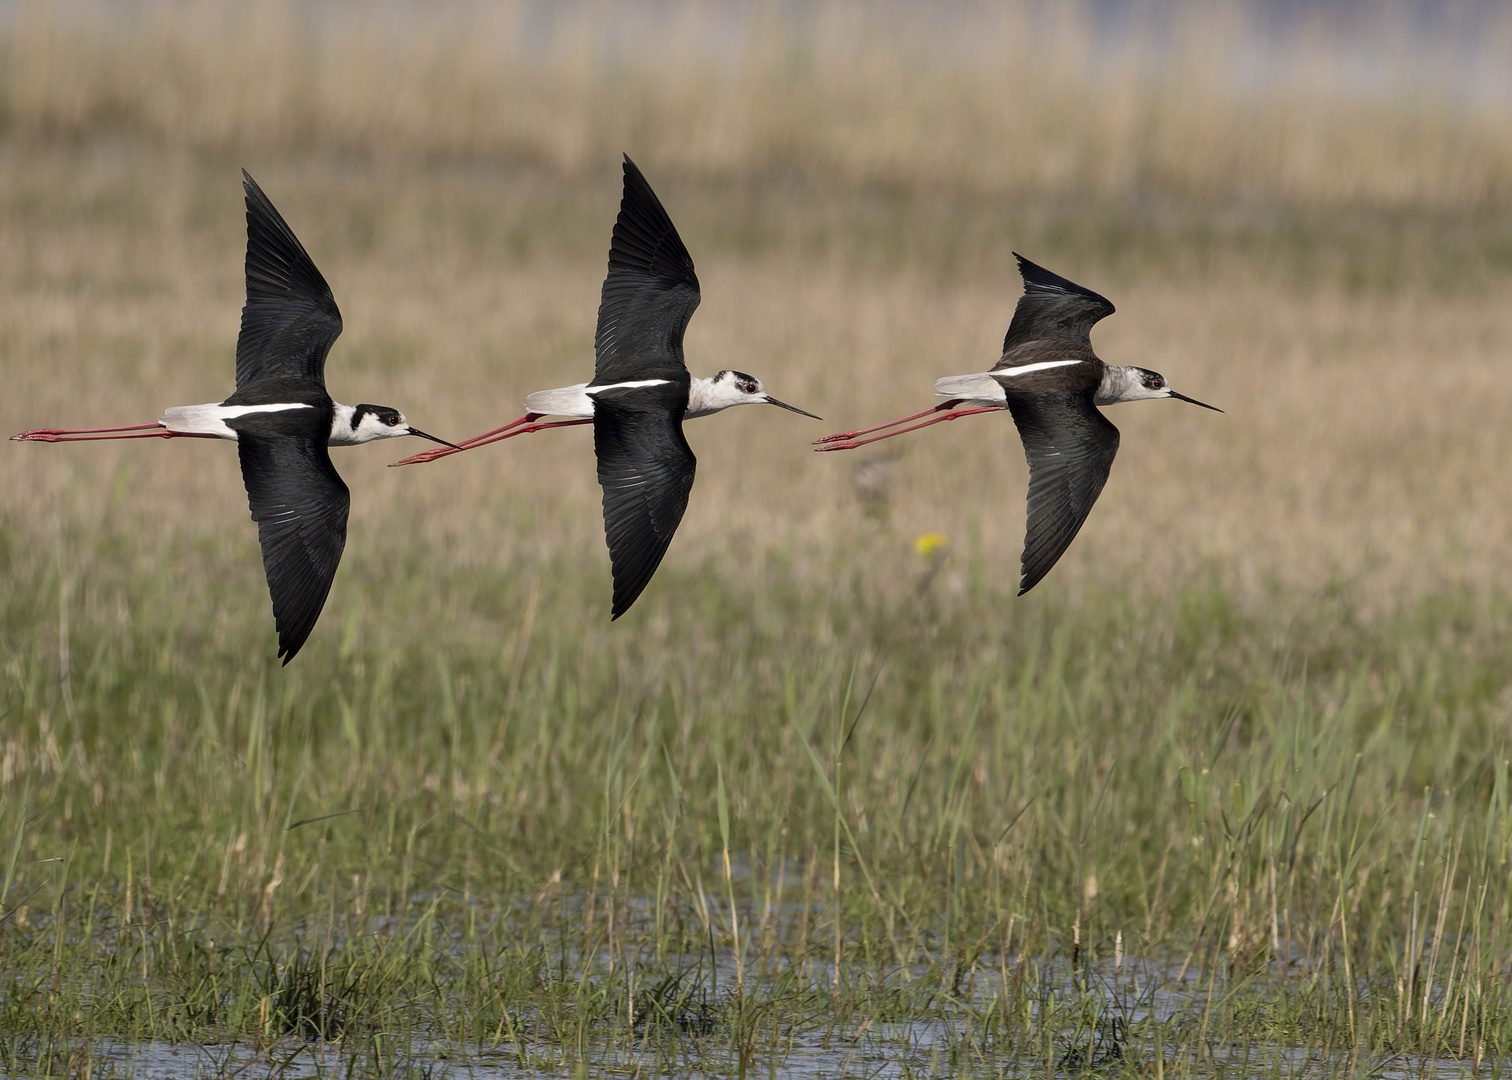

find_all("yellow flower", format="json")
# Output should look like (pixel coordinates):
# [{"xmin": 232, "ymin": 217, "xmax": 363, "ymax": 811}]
[{"xmin": 914, "ymin": 532, "xmax": 948, "ymax": 557}]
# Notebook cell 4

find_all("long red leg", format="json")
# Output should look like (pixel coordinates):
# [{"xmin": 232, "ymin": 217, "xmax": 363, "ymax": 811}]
[
  {"xmin": 12, "ymin": 424, "xmax": 220, "ymax": 443},
  {"xmin": 389, "ymin": 417, "xmax": 591, "ymax": 467},
  {"xmin": 813, "ymin": 405, "xmax": 1005, "ymax": 452},
  {"xmin": 813, "ymin": 400, "xmax": 965, "ymax": 445},
  {"xmin": 455, "ymin": 413, "xmax": 537, "ymax": 448},
  {"xmin": 385, "ymin": 413, "xmax": 541, "ymax": 466}
]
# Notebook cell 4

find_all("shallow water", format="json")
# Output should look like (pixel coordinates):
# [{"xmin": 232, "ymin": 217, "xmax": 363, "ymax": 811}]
[
  {"xmin": 62, "ymin": 957, "xmax": 1488, "ymax": 1080},
  {"xmin": 71, "ymin": 1029, "xmax": 1486, "ymax": 1080}
]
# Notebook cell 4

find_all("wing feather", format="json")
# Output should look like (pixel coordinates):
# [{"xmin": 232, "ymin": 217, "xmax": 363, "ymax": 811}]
[
  {"xmin": 236, "ymin": 433, "xmax": 350, "ymax": 663},
  {"xmin": 592, "ymin": 155, "xmax": 701, "ymax": 385},
  {"xmin": 236, "ymin": 171, "xmax": 344, "ymax": 389},
  {"xmin": 593, "ymin": 386, "xmax": 697, "ymax": 618},
  {"xmin": 1006, "ymin": 390, "xmax": 1120, "ymax": 594},
  {"xmin": 1000, "ymin": 253, "xmax": 1115, "ymax": 353}
]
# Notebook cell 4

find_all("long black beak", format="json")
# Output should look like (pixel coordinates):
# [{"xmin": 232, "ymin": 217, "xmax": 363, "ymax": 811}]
[
  {"xmin": 407, "ymin": 427, "xmax": 463, "ymax": 449},
  {"xmin": 1170, "ymin": 391, "xmax": 1223, "ymax": 413},
  {"xmin": 766, "ymin": 396, "xmax": 823, "ymax": 420}
]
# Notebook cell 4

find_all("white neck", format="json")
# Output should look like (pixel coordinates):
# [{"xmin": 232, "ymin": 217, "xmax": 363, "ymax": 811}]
[
  {"xmin": 685, "ymin": 376, "xmax": 732, "ymax": 419},
  {"xmin": 1095, "ymin": 365, "xmax": 1146, "ymax": 406},
  {"xmin": 327, "ymin": 402, "xmax": 412, "ymax": 446},
  {"xmin": 328, "ymin": 403, "xmax": 362, "ymax": 445}
]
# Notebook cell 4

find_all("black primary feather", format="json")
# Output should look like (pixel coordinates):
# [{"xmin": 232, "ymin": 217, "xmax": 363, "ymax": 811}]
[
  {"xmin": 236, "ymin": 433, "xmax": 351, "ymax": 663},
  {"xmin": 592, "ymin": 155, "xmax": 701, "ymax": 386},
  {"xmin": 235, "ymin": 171, "xmax": 344, "ymax": 390},
  {"xmin": 1007, "ymin": 390, "xmax": 1121, "ymax": 594},
  {"xmin": 1001, "ymin": 253, "xmax": 1116, "ymax": 352},
  {"xmin": 593, "ymin": 384, "xmax": 697, "ymax": 619}
]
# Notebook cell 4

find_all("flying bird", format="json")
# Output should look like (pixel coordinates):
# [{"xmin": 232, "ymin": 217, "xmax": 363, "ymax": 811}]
[
  {"xmin": 391, "ymin": 154, "xmax": 820, "ymax": 618},
  {"xmin": 815, "ymin": 254, "xmax": 1220, "ymax": 594},
  {"xmin": 13, "ymin": 171, "xmax": 456, "ymax": 662}
]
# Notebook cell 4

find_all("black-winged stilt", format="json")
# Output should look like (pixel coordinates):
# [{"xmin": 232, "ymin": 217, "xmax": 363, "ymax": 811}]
[
  {"xmin": 12, "ymin": 171, "xmax": 456, "ymax": 663},
  {"xmin": 815, "ymin": 254, "xmax": 1220, "ymax": 594},
  {"xmin": 391, "ymin": 155, "xmax": 819, "ymax": 618}
]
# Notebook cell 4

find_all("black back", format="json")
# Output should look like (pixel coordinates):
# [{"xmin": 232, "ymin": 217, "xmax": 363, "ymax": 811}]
[
  {"xmin": 592, "ymin": 155, "xmax": 701, "ymax": 386},
  {"xmin": 594, "ymin": 382, "xmax": 697, "ymax": 619},
  {"xmin": 233, "ymin": 406, "xmax": 351, "ymax": 664},
  {"xmin": 1007, "ymin": 390, "xmax": 1121, "ymax": 595},
  {"xmin": 235, "ymin": 171, "xmax": 344, "ymax": 390},
  {"xmin": 1001, "ymin": 254, "xmax": 1115, "ymax": 353}
]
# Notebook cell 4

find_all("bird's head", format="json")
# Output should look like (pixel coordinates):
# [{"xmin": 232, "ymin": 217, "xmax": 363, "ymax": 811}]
[
  {"xmin": 690, "ymin": 370, "xmax": 822, "ymax": 419},
  {"xmin": 347, "ymin": 404, "xmax": 458, "ymax": 448},
  {"xmin": 1099, "ymin": 367, "xmax": 1222, "ymax": 412}
]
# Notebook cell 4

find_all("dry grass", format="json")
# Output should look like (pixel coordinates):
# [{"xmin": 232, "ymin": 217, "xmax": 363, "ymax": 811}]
[{"xmin": 5, "ymin": 1, "xmax": 1512, "ymax": 211}]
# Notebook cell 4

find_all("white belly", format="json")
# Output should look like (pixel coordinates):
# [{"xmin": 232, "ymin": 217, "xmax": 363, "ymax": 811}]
[
  {"xmin": 159, "ymin": 402, "xmax": 315, "ymax": 440},
  {"xmin": 934, "ymin": 359, "xmax": 1082, "ymax": 405},
  {"xmin": 524, "ymin": 380, "xmax": 673, "ymax": 418},
  {"xmin": 933, "ymin": 372, "xmax": 1007, "ymax": 405},
  {"xmin": 523, "ymin": 384, "xmax": 594, "ymax": 418}
]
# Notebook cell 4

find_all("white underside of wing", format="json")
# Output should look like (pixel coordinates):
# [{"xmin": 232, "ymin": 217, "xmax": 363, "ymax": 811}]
[
  {"xmin": 588, "ymin": 379, "xmax": 673, "ymax": 393},
  {"xmin": 159, "ymin": 402, "xmax": 316, "ymax": 440},
  {"xmin": 993, "ymin": 358, "xmax": 1082, "ymax": 376}
]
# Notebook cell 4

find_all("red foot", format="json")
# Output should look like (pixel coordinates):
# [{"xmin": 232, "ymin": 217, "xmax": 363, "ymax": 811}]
[{"xmin": 389, "ymin": 444, "xmax": 458, "ymax": 467}]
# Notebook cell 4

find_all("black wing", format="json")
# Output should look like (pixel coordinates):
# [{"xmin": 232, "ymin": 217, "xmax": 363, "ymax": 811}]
[
  {"xmin": 236, "ymin": 171, "xmax": 344, "ymax": 390},
  {"xmin": 1000, "ymin": 253, "xmax": 1115, "ymax": 353},
  {"xmin": 237, "ymin": 433, "xmax": 351, "ymax": 663},
  {"xmin": 592, "ymin": 155, "xmax": 701, "ymax": 385},
  {"xmin": 593, "ymin": 386, "xmax": 697, "ymax": 619},
  {"xmin": 1007, "ymin": 390, "xmax": 1120, "ymax": 594}
]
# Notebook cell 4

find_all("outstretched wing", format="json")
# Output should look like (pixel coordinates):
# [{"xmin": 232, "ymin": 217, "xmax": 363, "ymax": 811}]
[
  {"xmin": 593, "ymin": 384, "xmax": 697, "ymax": 619},
  {"xmin": 236, "ymin": 170, "xmax": 344, "ymax": 389},
  {"xmin": 592, "ymin": 155, "xmax": 701, "ymax": 386},
  {"xmin": 1007, "ymin": 390, "xmax": 1120, "ymax": 594},
  {"xmin": 999, "ymin": 253, "xmax": 1115, "ymax": 355},
  {"xmin": 236, "ymin": 433, "xmax": 350, "ymax": 663}
]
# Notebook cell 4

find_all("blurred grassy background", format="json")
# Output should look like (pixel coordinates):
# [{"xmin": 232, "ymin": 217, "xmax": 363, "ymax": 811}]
[
  {"xmin": 3, "ymin": 1, "xmax": 1512, "ymax": 1074},
  {"xmin": 5, "ymin": 0, "xmax": 1512, "ymax": 620}
]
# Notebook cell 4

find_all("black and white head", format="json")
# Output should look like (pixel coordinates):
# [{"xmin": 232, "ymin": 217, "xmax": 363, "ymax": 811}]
[
  {"xmin": 336, "ymin": 404, "xmax": 457, "ymax": 447},
  {"xmin": 690, "ymin": 370, "xmax": 822, "ymax": 419},
  {"xmin": 1097, "ymin": 367, "xmax": 1222, "ymax": 412}
]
